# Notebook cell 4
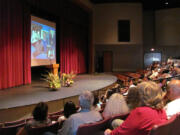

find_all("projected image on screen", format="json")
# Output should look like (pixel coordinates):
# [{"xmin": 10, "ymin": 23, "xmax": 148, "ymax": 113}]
[{"xmin": 31, "ymin": 16, "xmax": 56, "ymax": 66}]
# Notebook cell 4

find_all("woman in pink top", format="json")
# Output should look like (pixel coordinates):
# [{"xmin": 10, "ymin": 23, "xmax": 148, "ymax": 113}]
[{"xmin": 104, "ymin": 81, "xmax": 167, "ymax": 135}]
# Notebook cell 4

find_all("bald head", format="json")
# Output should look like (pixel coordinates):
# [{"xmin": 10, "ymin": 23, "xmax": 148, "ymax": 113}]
[{"xmin": 167, "ymin": 79, "xmax": 180, "ymax": 100}]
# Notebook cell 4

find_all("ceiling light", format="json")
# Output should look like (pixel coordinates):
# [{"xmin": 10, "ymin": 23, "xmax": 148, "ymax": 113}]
[{"xmin": 150, "ymin": 48, "xmax": 155, "ymax": 51}]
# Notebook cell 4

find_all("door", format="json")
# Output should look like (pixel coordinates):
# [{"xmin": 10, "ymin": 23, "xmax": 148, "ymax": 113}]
[{"xmin": 103, "ymin": 51, "xmax": 113, "ymax": 72}]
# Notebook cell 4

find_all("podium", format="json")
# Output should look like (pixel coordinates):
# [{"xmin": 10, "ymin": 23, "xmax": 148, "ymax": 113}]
[{"xmin": 47, "ymin": 64, "xmax": 59, "ymax": 76}]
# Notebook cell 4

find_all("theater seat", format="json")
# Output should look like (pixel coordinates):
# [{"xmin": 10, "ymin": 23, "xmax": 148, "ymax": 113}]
[
  {"xmin": 76, "ymin": 118, "xmax": 111, "ymax": 135},
  {"xmin": 108, "ymin": 113, "xmax": 129, "ymax": 129},
  {"xmin": 149, "ymin": 114, "xmax": 180, "ymax": 135},
  {"xmin": 27, "ymin": 121, "xmax": 59, "ymax": 135},
  {"xmin": 0, "ymin": 123, "xmax": 3, "ymax": 128},
  {"xmin": 48, "ymin": 115, "xmax": 61, "ymax": 121},
  {"xmin": 4, "ymin": 119, "xmax": 25, "ymax": 127},
  {"xmin": 0, "ymin": 121, "xmax": 25, "ymax": 135},
  {"xmin": 48, "ymin": 110, "xmax": 64, "ymax": 117}
]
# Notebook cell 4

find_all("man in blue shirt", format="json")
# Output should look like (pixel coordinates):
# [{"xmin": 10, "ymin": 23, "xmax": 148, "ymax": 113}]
[{"xmin": 58, "ymin": 90, "xmax": 102, "ymax": 135}]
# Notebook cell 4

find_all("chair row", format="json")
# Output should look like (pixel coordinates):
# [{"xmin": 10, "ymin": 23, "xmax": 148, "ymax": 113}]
[
  {"xmin": 2, "ymin": 111, "xmax": 179, "ymax": 135},
  {"xmin": 77, "ymin": 113, "xmax": 129, "ymax": 135},
  {"xmin": 150, "ymin": 113, "xmax": 180, "ymax": 135},
  {"xmin": 0, "ymin": 115, "xmax": 62, "ymax": 135},
  {"xmin": 77, "ymin": 113, "xmax": 180, "ymax": 135},
  {"xmin": 0, "ymin": 119, "xmax": 26, "ymax": 135},
  {"xmin": 26, "ymin": 118, "xmax": 64, "ymax": 135}
]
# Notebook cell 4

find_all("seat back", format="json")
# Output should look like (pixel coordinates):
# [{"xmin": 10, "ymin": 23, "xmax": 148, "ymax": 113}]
[
  {"xmin": 4, "ymin": 119, "xmax": 25, "ymax": 127},
  {"xmin": 48, "ymin": 110, "xmax": 63, "ymax": 117},
  {"xmin": 0, "ymin": 123, "xmax": 3, "ymax": 128},
  {"xmin": 48, "ymin": 115, "xmax": 61, "ymax": 121},
  {"xmin": 27, "ymin": 122, "xmax": 59, "ymax": 135},
  {"xmin": 76, "ymin": 118, "xmax": 111, "ymax": 135},
  {"xmin": 149, "ymin": 115, "xmax": 177, "ymax": 135},
  {"xmin": 169, "ymin": 114, "xmax": 180, "ymax": 135},
  {"xmin": 108, "ymin": 113, "xmax": 129, "ymax": 129},
  {"xmin": 110, "ymin": 113, "xmax": 129, "ymax": 121},
  {"xmin": 0, "ymin": 122, "xmax": 25, "ymax": 135}
]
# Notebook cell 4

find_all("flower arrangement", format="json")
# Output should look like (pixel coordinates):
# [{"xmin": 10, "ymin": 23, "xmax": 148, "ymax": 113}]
[
  {"xmin": 42, "ymin": 71, "xmax": 76, "ymax": 89},
  {"xmin": 60, "ymin": 71, "xmax": 76, "ymax": 87},
  {"xmin": 42, "ymin": 72, "xmax": 61, "ymax": 90}
]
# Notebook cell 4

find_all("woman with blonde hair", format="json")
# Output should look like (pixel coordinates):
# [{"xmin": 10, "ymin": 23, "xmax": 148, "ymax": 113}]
[
  {"xmin": 104, "ymin": 81, "xmax": 167, "ymax": 135},
  {"xmin": 102, "ymin": 93, "xmax": 129, "ymax": 118}
]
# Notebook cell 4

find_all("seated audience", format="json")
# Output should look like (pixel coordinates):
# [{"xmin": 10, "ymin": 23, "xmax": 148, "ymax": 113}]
[
  {"xmin": 92, "ymin": 93, "xmax": 101, "ymax": 111},
  {"xmin": 122, "ymin": 79, "xmax": 137, "ymax": 96},
  {"xmin": 102, "ymin": 93, "xmax": 129, "ymax": 118},
  {"xmin": 58, "ymin": 101, "xmax": 77, "ymax": 122},
  {"xmin": 111, "ymin": 87, "xmax": 138, "ymax": 129},
  {"xmin": 17, "ymin": 102, "xmax": 51, "ymax": 135},
  {"xmin": 164, "ymin": 79, "xmax": 180, "ymax": 119},
  {"xmin": 129, "ymin": 79, "xmax": 136, "ymax": 88},
  {"xmin": 112, "ymin": 83, "xmax": 121, "ymax": 93},
  {"xmin": 149, "ymin": 68, "xmax": 159, "ymax": 80},
  {"xmin": 174, "ymin": 67, "xmax": 180, "ymax": 74},
  {"xmin": 58, "ymin": 90, "xmax": 102, "ymax": 135},
  {"xmin": 100, "ymin": 94, "xmax": 106, "ymax": 104},
  {"xmin": 104, "ymin": 81, "xmax": 167, "ymax": 135},
  {"xmin": 104, "ymin": 89, "xmax": 114, "ymax": 102},
  {"xmin": 126, "ymin": 87, "xmax": 140, "ymax": 110},
  {"xmin": 120, "ymin": 87, "xmax": 129, "ymax": 96}
]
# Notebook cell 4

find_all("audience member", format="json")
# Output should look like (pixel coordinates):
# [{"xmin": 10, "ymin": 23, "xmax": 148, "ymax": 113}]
[
  {"xmin": 104, "ymin": 81, "xmax": 167, "ymax": 135},
  {"xmin": 149, "ymin": 68, "xmax": 159, "ymax": 80},
  {"xmin": 164, "ymin": 79, "xmax": 180, "ymax": 119},
  {"xmin": 129, "ymin": 79, "xmax": 136, "ymax": 88},
  {"xmin": 58, "ymin": 101, "xmax": 77, "ymax": 122},
  {"xmin": 102, "ymin": 93, "xmax": 129, "ymax": 118},
  {"xmin": 58, "ymin": 90, "xmax": 102, "ymax": 135},
  {"xmin": 17, "ymin": 102, "xmax": 51, "ymax": 135},
  {"xmin": 105, "ymin": 89, "xmax": 114, "ymax": 102},
  {"xmin": 112, "ymin": 83, "xmax": 121, "ymax": 93},
  {"xmin": 92, "ymin": 93, "xmax": 101, "ymax": 111},
  {"xmin": 174, "ymin": 67, "xmax": 180, "ymax": 74},
  {"xmin": 126, "ymin": 87, "xmax": 140, "ymax": 110}
]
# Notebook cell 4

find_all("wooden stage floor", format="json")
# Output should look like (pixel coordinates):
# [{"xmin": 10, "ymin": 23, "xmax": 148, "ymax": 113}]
[{"xmin": 0, "ymin": 74, "xmax": 117, "ymax": 109}]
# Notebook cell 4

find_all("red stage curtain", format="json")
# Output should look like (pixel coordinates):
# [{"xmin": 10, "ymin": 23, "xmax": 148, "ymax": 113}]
[
  {"xmin": 60, "ymin": 20, "xmax": 88, "ymax": 74},
  {"xmin": 0, "ymin": 0, "xmax": 31, "ymax": 89}
]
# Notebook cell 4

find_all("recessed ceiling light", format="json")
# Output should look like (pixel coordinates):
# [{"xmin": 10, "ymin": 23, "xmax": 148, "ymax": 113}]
[
  {"xmin": 150, "ymin": 48, "xmax": 155, "ymax": 51},
  {"xmin": 165, "ymin": 2, "xmax": 169, "ymax": 5}
]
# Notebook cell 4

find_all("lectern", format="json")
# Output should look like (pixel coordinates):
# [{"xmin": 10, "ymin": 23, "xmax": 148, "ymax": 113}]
[{"xmin": 47, "ymin": 64, "xmax": 59, "ymax": 76}]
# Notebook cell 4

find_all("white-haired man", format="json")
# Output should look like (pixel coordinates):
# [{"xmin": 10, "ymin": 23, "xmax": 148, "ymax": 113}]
[
  {"xmin": 164, "ymin": 79, "xmax": 180, "ymax": 119},
  {"xmin": 58, "ymin": 90, "xmax": 102, "ymax": 135}
]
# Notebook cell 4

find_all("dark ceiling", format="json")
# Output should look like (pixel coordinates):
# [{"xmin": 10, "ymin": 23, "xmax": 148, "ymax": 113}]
[{"xmin": 90, "ymin": 0, "xmax": 180, "ymax": 10}]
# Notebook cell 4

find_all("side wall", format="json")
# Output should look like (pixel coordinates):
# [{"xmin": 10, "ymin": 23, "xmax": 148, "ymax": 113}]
[
  {"xmin": 143, "ymin": 8, "xmax": 180, "ymax": 64},
  {"xmin": 93, "ymin": 3, "xmax": 143, "ymax": 72}
]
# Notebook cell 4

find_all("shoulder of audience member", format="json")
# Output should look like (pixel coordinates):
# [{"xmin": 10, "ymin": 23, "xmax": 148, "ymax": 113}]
[
  {"xmin": 131, "ymin": 106, "xmax": 164, "ymax": 116},
  {"xmin": 70, "ymin": 109, "xmax": 102, "ymax": 119},
  {"xmin": 58, "ymin": 115, "xmax": 66, "ymax": 122}
]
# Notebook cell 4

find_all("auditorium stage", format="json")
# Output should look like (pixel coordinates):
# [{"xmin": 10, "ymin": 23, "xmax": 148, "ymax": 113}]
[{"xmin": 0, "ymin": 74, "xmax": 117, "ymax": 110}]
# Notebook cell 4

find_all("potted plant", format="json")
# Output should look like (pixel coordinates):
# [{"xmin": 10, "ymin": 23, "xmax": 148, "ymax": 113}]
[
  {"xmin": 60, "ymin": 71, "xmax": 76, "ymax": 87},
  {"xmin": 42, "ymin": 72, "xmax": 61, "ymax": 90}
]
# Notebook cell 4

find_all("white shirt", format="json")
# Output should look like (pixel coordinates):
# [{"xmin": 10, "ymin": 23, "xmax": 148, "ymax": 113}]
[
  {"xmin": 149, "ymin": 71, "xmax": 158, "ymax": 79},
  {"xmin": 129, "ymin": 84, "xmax": 136, "ymax": 88},
  {"xmin": 164, "ymin": 98, "xmax": 180, "ymax": 119}
]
